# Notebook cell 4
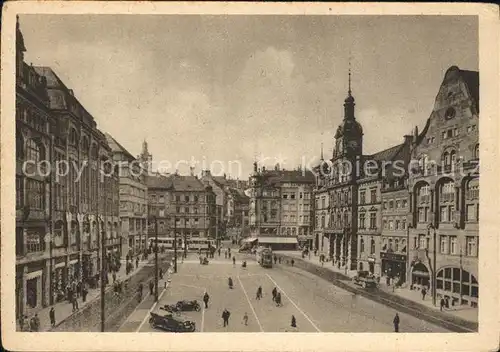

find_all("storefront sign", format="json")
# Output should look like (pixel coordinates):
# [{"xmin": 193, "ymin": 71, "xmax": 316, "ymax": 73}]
[{"xmin": 380, "ymin": 252, "xmax": 406, "ymax": 262}]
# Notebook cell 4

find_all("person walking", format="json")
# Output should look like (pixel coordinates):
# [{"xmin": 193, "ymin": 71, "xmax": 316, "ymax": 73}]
[
  {"xmin": 149, "ymin": 280, "xmax": 154, "ymax": 296},
  {"xmin": 273, "ymin": 255, "xmax": 277, "ymax": 264},
  {"xmin": 393, "ymin": 313, "xmax": 400, "ymax": 332},
  {"xmin": 71, "ymin": 292, "xmax": 79, "ymax": 312},
  {"xmin": 256, "ymin": 286, "xmax": 262, "ymax": 300},
  {"xmin": 218, "ymin": 248, "xmax": 221, "ymax": 257},
  {"xmin": 272, "ymin": 287, "xmax": 277, "ymax": 302},
  {"xmin": 82, "ymin": 282, "xmax": 88, "ymax": 303},
  {"xmin": 291, "ymin": 259, "xmax": 295, "ymax": 267},
  {"xmin": 242, "ymin": 312, "xmax": 249, "ymax": 326},
  {"xmin": 137, "ymin": 283, "xmax": 143, "ymax": 302},
  {"xmin": 224, "ymin": 250, "xmax": 228, "ymax": 259},
  {"xmin": 232, "ymin": 256, "xmax": 236, "ymax": 266},
  {"xmin": 135, "ymin": 256, "xmax": 139, "ymax": 270},
  {"xmin": 222, "ymin": 309, "xmax": 231, "ymax": 327},
  {"xmin": 440, "ymin": 297, "xmax": 445, "ymax": 311},
  {"xmin": 421, "ymin": 287, "xmax": 427, "ymax": 300},
  {"xmin": 276, "ymin": 292, "xmax": 282, "ymax": 307},
  {"xmin": 203, "ymin": 292, "xmax": 210, "ymax": 309},
  {"xmin": 291, "ymin": 315, "xmax": 297, "ymax": 328},
  {"xmin": 49, "ymin": 307, "xmax": 56, "ymax": 328},
  {"xmin": 30, "ymin": 314, "xmax": 40, "ymax": 332}
]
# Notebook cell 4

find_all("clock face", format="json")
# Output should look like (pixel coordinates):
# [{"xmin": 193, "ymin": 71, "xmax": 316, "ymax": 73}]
[{"xmin": 348, "ymin": 140, "xmax": 358, "ymax": 150}]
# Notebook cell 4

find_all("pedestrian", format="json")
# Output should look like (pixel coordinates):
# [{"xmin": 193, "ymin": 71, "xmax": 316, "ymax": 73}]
[
  {"xmin": 224, "ymin": 251, "xmax": 228, "ymax": 259},
  {"xmin": 274, "ymin": 255, "xmax": 277, "ymax": 264},
  {"xmin": 222, "ymin": 308, "xmax": 231, "ymax": 327},
  {"xmin": 30, "ymin": 314, "xmax": 40, "ymax": 332},
  {"xmin": 440, "ymin": 297, "xmax": 445, "ymax": 311},
  {"xmin": 49, "ymin": 307, "xmax": 56, "ymax": 327},
  {"xmin": 203, "ymin": 292, "xmax": 210, "ymax": 309},
  {"xmin": 272, "ymin": 287, "xmax": 277, "ymax": 302},
  {"xmin": 421, "ymin": 287, "xmax": 427, "ymax": 300},
  {"xmin": 138, "ymin": 283, "xmax": 143, "ymax": 302},
  {"xmin": 135, "ymin": 256, "xmax": 139, "ymax": 269},
  {"xmin": 256, "ymin": 286, "xmax": 262, "ymax": 300},
  {"xmin": 291, "ymin": 315, "xmax": 297, "ymax": 328},
  {"xmin": 393, "ymin": 313, "xmax": 400, "ymax": 332},
  {"xmin": 82, "ymin": 283, "xmax": 88, "ymax": 303},
  {"xmin": 159, "ymin": 268, "xmax": 163, "ymax": 280},
  {"xmin": 228, "ymin": 248, "xmax": 231, "ymax": 257},
  {"xmin": 243, "ymin": 312, "xmax": 248, "ymax": 326},
  {"xmin": 276, "ymin": 292, "xmax": 282, "ymax": 307},
  {"xmin": 291, "ymin": 259, "xmax": 295, "ymax": 267},
  {"xmin": 218, "ymin": 248, "xmax": 221, "ymax": 257},
  {"xmin": 232, "ymin": 256, "xmax": 236, "ymax": 266},
  {"xmin": 278, "ymin": 257, "xmax": 282, "ymax": 264},
  {"xmin": 76, "ymin": 281, "xmax": 82, "ymax": 297},
  {"xmin": 72, "ymin": 292, "xmax": 79, "ymax": 312},
  {"xmin": 149, "ymin": 280, "xmax": 154, "ymax": 295},
  {"xmin": 112, "ymin": 271, "xmax": 117, "ymax": 284}
]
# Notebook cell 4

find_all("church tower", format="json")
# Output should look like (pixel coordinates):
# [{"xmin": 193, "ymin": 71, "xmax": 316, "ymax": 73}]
[
  {"xmin": 137, "ymin": 139, "xmax": 153, "ymax": 174},
  {"xmin": 333, "ymin": 64, "xmax": 364, "ymax": 159}
]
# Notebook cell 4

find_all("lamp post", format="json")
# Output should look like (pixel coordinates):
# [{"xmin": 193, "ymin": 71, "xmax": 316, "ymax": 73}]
[
  {"xmin": 153, "ymin": 216, "xmax": 158, "ymax": 302},
  {"xmin": 173, "ymin": 216, "xmax": 177, "ymax": 273},
  {"xmin": 427, "ymin": 224, "xmax": 437, "ymax": 307}
]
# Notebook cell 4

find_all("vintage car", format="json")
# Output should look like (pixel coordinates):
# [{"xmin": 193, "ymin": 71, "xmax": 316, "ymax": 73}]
[
  {"xmin": 352, "ymin": 271, "xmax": 377, "ymax": 288},
  {"xmin": 162, "ymin": 300, "xmax": 201, "ymax": 312},
  {"xmin": 149, "ymin": 312, "xmax": 196, "ymax": 332}
]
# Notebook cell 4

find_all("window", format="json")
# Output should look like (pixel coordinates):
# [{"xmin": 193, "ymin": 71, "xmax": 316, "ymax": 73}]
[
  {"xmin": 394, "ymin": 239, "xmax": 399, "ymax": 252},
  {"xmin": 26, "ymin": 179, "xmax": 44, "ymax": 209},
  {"xmin": 440, "ymin": 236, "xmax": 447, "ymax": 254},
  {"xmin": 321, "ymin": 197, "xmax": 326, "ymax": 208},
  {"xmin": 283, "ymin": 194, "xmax": 288, "ymax": 199},
  {"xmin": 16, "ymin": 176, "xmax": 24, "ymax": 208},
  {"xmin": 159, "ymin": 195, "xmax": 164, "ymax": 203},
  {"xmin": 370, "ymin": 189, "xmax": 376, "ymax": 203},
  {"xmin": 383, "ymin": 220, "xmax": 387, "ymax": 229},
  {"xmin": 449, "ymin": 236, "xmax": 458, "ymax": 255},
  {"xmin": 291, "ymin": 193, "xmax": 296, "ymax": 200},
  {"xmin": 359, "ymin": 213, "xmax": 365, "ymax": 229},
  {"xmin": 299, "ymin": 192, "xmax": 303, "ymax": 199},
  {"xmin": 176, "ymin": 195, "xmax": 180, "ymax": 202},
  {"xmin": 184, "ymin": 207, "xmax": 189, "ymax": 213},
  {"xmin": 360, "ymin": 237, "xmax": 365, "ymax": 253},
  {"xmin": 389, "ymin": 200, "xmax": 394, "ymax": 209},
  {"xmin": 466, "ymin": 236, "xmax": 477, "ymax": 257},
  {"xmin": 419, "ymin": 235, "xmax": 427, "ymax": 249},
  {"xmin": 383, "ymin": 202, "xmax": 387, "ymax": 210},
  {"xmin": 185, "ymin": 195, "xmax": 189, "ymax": 202},
  {"xmin": 395, "ymin": 200, "xmax": 400, "ymax": 209},
  {"xmin": 370, "ymin": 213, "xmax": 376, "ymax": 229},
  {"xmin": 395, "ymin": 220, "xmax": 400, "ymax": 230},
  {"xmin": 69, "ymin": 128, "xmax": 78, "ymax": 146},
  {"xmin": 26, "ymin": 230, "xmax": 44, "ymax": 253},
  {"xmin": 403, "ymin": 199, "xmax": 408, "ymax": 208},
  {"xmin": 448, "ymin": 205, "xmax": 455, "ymax": 223},
  {"xmin": 473, "ymin": 144, "xmax": 479, "ymax": 159},
  {"xmin": 402, "ymin": 219, "xmax": 406, "ymax": 230},
  {"xmin": 26, "ymin": 139, "xmax": 43, "ymax": 165},
  {"xmin": 370, "ymin": 238, "xmax": 376, "ymax": 254},
  {"xmin": 360, "ymin": 191, "xmax": 366, "ymax": 205},
  {"xmin": 466, "ymin": 204, "xmax": 476, "ymax": 221},
  {"xmin": 440, "ymin": 206, "xmax": 448, "ymax": 222}
]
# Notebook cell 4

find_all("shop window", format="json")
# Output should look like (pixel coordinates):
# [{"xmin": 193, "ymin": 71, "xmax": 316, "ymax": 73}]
[{"xmin": 26, "ymin": 278, "xmax": 38, "ymax": 308}]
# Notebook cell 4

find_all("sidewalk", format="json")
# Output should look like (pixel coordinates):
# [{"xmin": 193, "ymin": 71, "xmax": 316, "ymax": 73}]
[
  {"xmin": 275, "ymin": 251, "xmax": 478, "ymax": 325},
  {"xmin": 20, "ymin": 256, "xmax": 154, "ymax": 332}
]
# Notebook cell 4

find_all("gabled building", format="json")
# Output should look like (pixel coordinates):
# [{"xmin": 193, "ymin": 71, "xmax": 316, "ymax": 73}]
[
  {"xmin": 408, "ymin": 66, "xmax": 479, "ymax": 307},
  {"xmin": 106, "ymin": 133, "xmax": 148, "ymax": 258},
  {"xmin": 248, "ymin": 163, "xmax": 315, "ymax": 250}
]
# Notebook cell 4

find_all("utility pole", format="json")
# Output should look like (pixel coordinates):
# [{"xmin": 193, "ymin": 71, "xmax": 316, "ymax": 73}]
[
  {"xmin": 432, "ymin": 226, "xmax": 437, "ymax": 307},
  {"xmin": 173, "ymin": 216, "xmax": 178, "ymax": 273},
  {"xmin": 154, "ymin": 215, "xmax": 158, "ymax": 302},
  {"xmin": 183, "ymin": 215, "xmax": 187, "ymax": 259},
  {"xmin": 99, "ymin": 162, "xmax": 105, "ymax": 332}
]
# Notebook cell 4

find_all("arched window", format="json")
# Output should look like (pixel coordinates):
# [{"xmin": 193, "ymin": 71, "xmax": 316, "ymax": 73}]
[
  {"xmin": 474, "ymin": 144, "xmax": 479, "ymax": 159},
  {"xmin": 395, "ymin": 239, "xmax": 399, "ymax": 252},
  {"xmin": 371, "ymin": 238, "xmax": 376, "ymax": 254},
  {"xmin": 69, "ymin": 128, "xmax": 78, "ymax": 146},
  {"xmin": 442, "ymin": 151, "xmax": 450, "ymax": 166},
  {"xmin": 53, "ymin": 220, "xmax": 65, "ymax": 247},
  {"xmin": 450, "ymin": 150, "xmax": 457, "ymax": 165},
  {"xmin": 388, "ymin": 238, "xmax": 393, "ymax": 251},
  {"xmin": 360, "ymin": 237, "xmax": 365, "ymax": 253}
]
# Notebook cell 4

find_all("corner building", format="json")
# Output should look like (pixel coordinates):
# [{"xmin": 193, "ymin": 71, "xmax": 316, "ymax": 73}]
[{"xmin": 408, "ymin": 66, "xmax": 479, "ymax": 307}]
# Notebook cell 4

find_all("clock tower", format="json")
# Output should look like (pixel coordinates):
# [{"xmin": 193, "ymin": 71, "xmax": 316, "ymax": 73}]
[{"xmin": 333, "ymin": 67, "xmax": 363, "ymax": 159}]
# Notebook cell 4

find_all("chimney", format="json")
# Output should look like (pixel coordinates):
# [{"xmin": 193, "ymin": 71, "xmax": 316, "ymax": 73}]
[
  {"xmin": 404, "ymin": 135, "xmax": 413, "ymax": 145},
  {"xmin": 413, "ymin": 126, "xmax": 419, "ymax": 143}
]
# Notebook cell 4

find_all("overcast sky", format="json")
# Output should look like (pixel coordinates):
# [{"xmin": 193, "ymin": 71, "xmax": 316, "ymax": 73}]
[{"xmin": 20, "ymin": 15, "xmax": 478, "ymax": 179}]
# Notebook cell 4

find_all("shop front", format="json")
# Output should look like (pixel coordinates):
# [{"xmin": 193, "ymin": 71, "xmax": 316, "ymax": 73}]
[
  {"xmin": 52, "ymin": 260, "xmax": 67, "ymax": 303},
  {"xmin": 381, "ymin": 252, "xmax": 407, "ymax": 284},
  {"xmin": 410, "ymin": 261, "xmax": 430, "ymax": 288},
  {"xmin": 257, "ymin": 236, "xmax": 298, "ymax": 251}
]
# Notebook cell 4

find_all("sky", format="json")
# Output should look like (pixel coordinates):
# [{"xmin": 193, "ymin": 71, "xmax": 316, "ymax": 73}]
[{"xmin": 20, "ymin": 15, "xmax": 478, "ymax": 179}]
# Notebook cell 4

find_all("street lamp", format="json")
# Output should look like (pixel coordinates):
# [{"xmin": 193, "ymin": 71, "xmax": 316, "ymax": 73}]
[
  {"xmin": 148, "ymin": 215, "xmax": 159, "ymax": 302},
  {"xmin": 173, "ymin": 216, "xmax": 178, "ymax": 273},
  {"xmin": 427, "ymin": 223, "xmax": 437, "ymax": 307}
]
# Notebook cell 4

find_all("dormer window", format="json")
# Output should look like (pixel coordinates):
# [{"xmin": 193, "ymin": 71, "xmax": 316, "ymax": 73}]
[
  {"xmin": 445, "ymin": 107, "xmax": 456, "ymax": 120},
  {"xmin": 69, "ymin": 128, "xmax": 78, "ymax": 146}
]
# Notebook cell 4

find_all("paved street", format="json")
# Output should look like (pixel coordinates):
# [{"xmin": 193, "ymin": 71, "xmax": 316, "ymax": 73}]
[{"xmin": 131, "ymin": 252, "xmax": 449, "ymax": 333}]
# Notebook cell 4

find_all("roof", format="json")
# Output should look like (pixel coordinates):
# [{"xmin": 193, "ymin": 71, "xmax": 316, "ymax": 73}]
[
  {"xmin": 228, "ymin": 188, "xmax": 250, "ymax": 204},
  {"xmin": 171, "ymin": 175, "xmax": 207, "ymax": 192},
  {"xmin": 460, "ymin": 69, "xmax": 479, "ymax": 111},
  {"xmin": 212, "ymin": 176, "xmax": 228, "ymax": 187},
  {"xmin": 260, "ymin": 169, "xmax": 315, "ymax": 185},
  {"xmin": 105, "ymin": 133, "xmax": 135, "ymax": 161},
  {"xmin": 370, "ymin": 143, "xmax": 403, "ymax": 162},
  {"xmin": 146, "ymin": 174, "xmax": 173, "ymax": 189}
]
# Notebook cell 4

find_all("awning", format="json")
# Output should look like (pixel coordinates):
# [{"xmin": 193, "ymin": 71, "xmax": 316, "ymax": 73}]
[
  {"xmin": 258, "ymin": 237, "xmax": 298, "ymax": 244},
  {"xmin": 412, "ymin": 270, "xmax": 430, "ymax": 278},
  {"xmin": 242, "ymin": 237, "xmax": 258, "ymax": 243}
]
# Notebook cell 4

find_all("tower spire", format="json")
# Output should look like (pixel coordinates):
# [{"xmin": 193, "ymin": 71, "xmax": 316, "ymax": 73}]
[{"xmin": 348, "ymin": 58, "xmax": 352, "ymax": 96}]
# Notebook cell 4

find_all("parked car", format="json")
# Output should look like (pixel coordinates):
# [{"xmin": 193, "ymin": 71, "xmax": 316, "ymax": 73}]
[
  {"xmin": 353, "ymin": 271, "xmax": 377, "ymax": 288},
  {"xmin": 149, "ymin": 312, "xmax": 196, "ymax": 332}
]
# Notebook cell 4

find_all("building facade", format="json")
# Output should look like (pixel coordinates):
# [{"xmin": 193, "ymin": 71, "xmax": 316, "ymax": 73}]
[
  {"xmin": 200, "ymin": 171, "xmax": 229, "ymax": 244},
  {"xmin": 106, "ymin": 134, "xmax": 148, "ymax": 257},
  {"xmin": 16, "ymin": 18, "xmax": 120, "ymax": 319},
  {"xmin": 408, "ymin": 66, "xmax": 479, "ymax": 307},
  {"xmin": 226, "ymin": 188, "xmax": 250, "ymax": 242},
  {"xmin": 248, "ymin": 163, "xmax": 315, "ymax": 250}
]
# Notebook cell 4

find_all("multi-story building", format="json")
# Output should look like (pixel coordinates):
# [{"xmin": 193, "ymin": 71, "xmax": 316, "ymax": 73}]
[
  {"xmin": 379, "ymin": 136, "xmax": 412, "ymax": 283},
  {"xmin": 16, "ymin": 18, "xmax": 120, "ymax": 319},
  {"xmin": 408, "ymin": 66, "xmax": 479, "ymax": 307},
  {"xmin": 315, "ymin": 75, "xmax": 363, "ymax": 271},
  {"xmin": 147, "ymin": 173, "xmax": 217, "ymax": 248},
  {"xmin": 226, "ymin": 188, "xmax": 250, "ymax": 243},
  {"xmin": 106, "ymin": 134, "xmax": 148, "ymax": 257},
  {"xmin": 248, "ymin": 163, "xmax": 315, "ymax": 250},
  {"xmin": 200, "ymin": 171, "xmax": 229, "ymax": 244}
]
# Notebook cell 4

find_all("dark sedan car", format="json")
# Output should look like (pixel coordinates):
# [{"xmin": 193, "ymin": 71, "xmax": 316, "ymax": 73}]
[{"xmin": 149, "ymin": 312, "xmax": 196, "ymax": 332}]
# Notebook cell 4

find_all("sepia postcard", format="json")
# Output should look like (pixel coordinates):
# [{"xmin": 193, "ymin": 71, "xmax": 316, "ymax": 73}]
[{"xmin": 1, "ymin": 1, "xmax": 499, "ymax": 351}]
